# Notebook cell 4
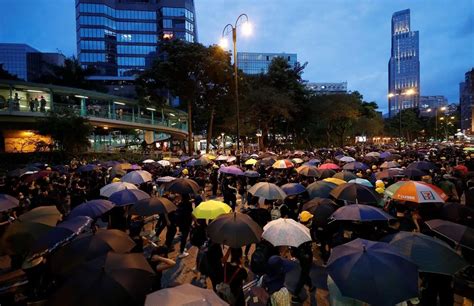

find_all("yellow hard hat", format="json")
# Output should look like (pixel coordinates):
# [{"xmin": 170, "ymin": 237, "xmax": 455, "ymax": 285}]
[
  {"xmin": 182, "ymin": 169, "xmax": 189, "ymax": 175},
  {"xmin": 299, "ymin": 211, "xmax": 314, "ymax": 223},
  {"xmin": 375, "ymin": 187, "xmax": 385, "ymax": 194},
  {"xmin": 371, "ymin": 165, "xmax": 377, "ymax": 170},
  {"xmin": 375, "ymin": 180, "xmax": 384, "ymax": 188},
  {"xmin": 112, "ymin": 177, "xmax": 121, "ymax": 183}
]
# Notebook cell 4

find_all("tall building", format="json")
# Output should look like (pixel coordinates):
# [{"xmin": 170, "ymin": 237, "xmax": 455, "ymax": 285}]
[
  {"xmin": 388, "ymin": 9, "xmax": 420, "ymax": 118},
  {"xmin": 307, "ymin": 82, "xmax": 347, "ymax": 95},
  {"xmin": 0, "ymin": 43, "xmax": 65, "ymax": 81},
  {"xmin": 418, "ymin": 95, "xmax": 448, "ymax": 117},
  {"xmin": 75, "ymin": 0, "xmax": 197, "ymax": 82},
  {"xmin": 460, "ymin": 68, "xmax": 474, "ymax": 133},
  {"xmin": 237, "ymin": 52, "xmax": 297, "ymax": 75}
]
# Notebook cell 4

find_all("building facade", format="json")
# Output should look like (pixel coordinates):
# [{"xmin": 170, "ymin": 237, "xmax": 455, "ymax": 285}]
[
  {"xmin": 418, "ymin": 95, "xmax": 448, "ymax": 117},
  {"xmin": 460, "ymin": 68, "xmax": 474, "ymax": 133},
  {"xmin": 388, "ymin": 9, "xmax": 420, "ymax": 118},
  {"xmin": 0, "ymin": 43, "xmax": 65, "ymax": 81},
  {"xmin": 306, "ymin": 82, "xmax": 347, "ymax": 95},
  {"xmin": 75, "ymin": 0, "xmax": 197, "ymax": 82},
  {"xmin": 237, "ymin": 52, "xmax": 297, "ymax": 75}
]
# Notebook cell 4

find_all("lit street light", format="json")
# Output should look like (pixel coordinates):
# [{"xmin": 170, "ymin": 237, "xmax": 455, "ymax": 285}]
[
  {"xmin": 387, "ymin": 88, "xmax": 417, "ymax": 141},
  {"xmin": 220, "ymin": 14, "xmax": 252, "ymax": 159}
]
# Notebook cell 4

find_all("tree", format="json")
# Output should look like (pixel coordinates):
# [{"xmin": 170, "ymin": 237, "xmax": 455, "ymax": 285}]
[
  {"xmin": 384, "ymin": 108, "xmax": 423, "ymax": 142},
  {"xmin": 0, "ymin": 64, "xmax": 18, "ymax": 80},
  {"xmin": 137, "ymin": 40, "xmax": 233, "ymax": 153},
  {"xmin": 37, "ymin": 109, "xmax": 93, "ymax": 154}
]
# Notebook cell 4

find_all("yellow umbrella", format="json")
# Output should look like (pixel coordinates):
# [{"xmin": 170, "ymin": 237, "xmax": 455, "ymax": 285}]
[
  {"xmin": 245, "ymin": 158, "xmax": 258, "ymax": 165},
  {"xmin": 323, "ymin": 177, "xmax": 346, "ymax": 186},
  {"xmin": 204, "ymin": 154, "xmax": 216, "ymax": 160},
  {"xmin": 192, "ymin": 200, "xmax": 231, "ymax": 220}
]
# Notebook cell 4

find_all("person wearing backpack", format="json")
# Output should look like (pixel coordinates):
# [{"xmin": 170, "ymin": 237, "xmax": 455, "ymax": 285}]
[
  {"xmin": 270, "ymin": 200, "xmax": 289, "ymax": 220},
  {"xmin": 217, "ymin": 248, "xmax": 248, "ymax": 305}
]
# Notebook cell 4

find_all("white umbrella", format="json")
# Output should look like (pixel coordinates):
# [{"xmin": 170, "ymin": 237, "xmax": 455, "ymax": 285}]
[
  {"xmin": 262, "ymin": 218, "xmax": 312, "ymax": 247},
  {"xmin": 366, "ymin": 152, "xmax": 381, "ymax": 158},
  {"xmin": 227, "ymin": 156, "xmax": 237, "ymax": 163},
  {"xmin": 143, "ymin": 159, "xmax": 155, "ymax": 164},
  {"xmin": 216, "ymin": 155, "xmax": 228, "ymax": 161},
  {"xmin": 248, "ymin": 182, "xmax": 286, "ymax": 200},
  {"xmin": 121, "ymin": 170, "xmax": 153, "ymax": 184},
  {"xmin": 156, "ymin": 176, "xmax": 176, "ymax": 183},
  {"xmin": 100, "ymin": 182, "xmax": 138, "ymax": 197},
  {"xmin": 157, "ymin": 160, "xmax": 171, "ymax": 167},
  {"xmin": 340, "ymin": 156, "xmax": 355, "ymax": 163}
]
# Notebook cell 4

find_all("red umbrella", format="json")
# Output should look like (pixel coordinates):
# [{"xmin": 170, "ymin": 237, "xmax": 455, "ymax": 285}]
[
  {"xmin": 453, "ymin": 165, "xmax": 468, "ymax": 175},
  {"xmin": 23, "ymin": 170, "xmax": 53, "ymax": 183},
  {"xmin": 319, "ymin": 163, "xmax": 340, "ymax": 170}
]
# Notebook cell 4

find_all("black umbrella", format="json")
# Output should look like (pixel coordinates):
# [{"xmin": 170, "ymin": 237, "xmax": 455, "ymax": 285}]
[
  {"xmin": 425, "ymin": 219, "xmax": 474, "ymax": 250},
  {"xmin": 301, "ymin": 198, "xmax": 337, "ymax": 226},
  {"xmin": 333, "ymin": 171, "xmax": 358, "ymax": 182},
  {"xmin": 258, "ymin": 157, "xmax": 277, "ymax": 167},
  {"xmin": 7, "ymin": 168, "xmax": 28, "ymax": 178},
  {"xmin": 306, "ymin": 181, "xmax": 337, "ymax": 199},
  {"xmin": 207, "ymin": 212, "xmax": 262, "ymax": 248},
  {"xmin": 403, "ymin": 168, "xmax": 426, "ymax": 178},
  {"xmin": 0, "ymin": 193, "xmax": 19, "ymax": 212},
  {"xmin": 330, "ymin": 183, "xmax": 379, "ymax": 205},
  {"xmin": 50, "ymin": 229, "xmax": 136, "ymax": 275},
  {"xmin": 318, "ymin": 169, "xmax": 336, "ymax": 179},
  {"xmin": 69, "ymin": 199, "xmax": 115, "ymax": 219},
  {"xmin": 49, "ymin": 252, "xmax": 154, "ymax": 306},
  {"xmin": 164, "ymin": 178, "xmax": 200, "ymax": 194},
  {"xmin": 407, "ymin": 161, "xmax": 437, "ymax": 171},
  {"xmin": 441, "ymin": 203, "xmax": 474, "ymax": 226},
  {"xmin": 130, "ymin": 197, "xmax": 177, "ymax": 216}
]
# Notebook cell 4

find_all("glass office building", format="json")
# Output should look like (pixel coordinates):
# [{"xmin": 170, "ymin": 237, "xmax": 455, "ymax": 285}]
[
  {"xmin": 237, "ymin": 52, "xmax": 297, "ymax": 75},
  {"xmin": 388, "ymin": 9, "xmax": 420, "ymax": 118},
  {"xmin": 75, "ymin": 0, "xmax": 197, "ymax": 80},
  {"xmin": 460, "ymin": 68, "xmax": 474, "ymax": 132}
]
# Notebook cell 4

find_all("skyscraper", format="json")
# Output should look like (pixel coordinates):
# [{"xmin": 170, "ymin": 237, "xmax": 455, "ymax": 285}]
[
  {"xmin": 388, "ymin": 9, "xmax": 420, "ymax": 118},
  {"xmin": 237, "ymin": 52, "xmax": 297, "ymax": 75},
  {"xmin": 75, "ymin": 0, "xmax": 197, "ymax": 82},
  {"xmin": 460, "ymin": 68, "xmax": 474, "ymax": 133}
]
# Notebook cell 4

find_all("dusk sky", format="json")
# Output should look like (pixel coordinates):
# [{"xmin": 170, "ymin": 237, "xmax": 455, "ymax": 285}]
[{"xmin": 0, "ymin": 0, "xmax": 472, "ymax": 114}]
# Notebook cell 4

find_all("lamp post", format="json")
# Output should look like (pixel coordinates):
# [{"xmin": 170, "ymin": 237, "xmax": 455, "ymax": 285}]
[
  {"xmin": 256, "ymin": 129, "xmax": 262, "ymax": 152},
  {"xmin": 388, "ymin": 88, "xmax": 416, "ymax": 141},
  {"xmin": 220, "ymin": 14, "xmax": 252, "ymax": 158}
]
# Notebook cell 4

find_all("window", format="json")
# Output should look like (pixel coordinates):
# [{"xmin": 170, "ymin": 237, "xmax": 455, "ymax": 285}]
[
  {"xmin": 161, "ymin": 7, "xmax": 194, "ymax": 21},
  {"xmin": 117, "ymin": 45, "xmax": 156, "ymax": 55},
  {"xmin": 80, "ymin": 40, "xmax": 105, "ymax": 51},
  {"xmin": 79, "ymin": 16, "xmax": 155, "ymax": 31},
  {"xmin": 163, "ymin": 19, "xmax": 172, "ymax": 28},
  {"xmin": 117, "ymin": 57, "xmax": 146, "ymax": 66},
  {"xmin": 79, "ymin": 53, "xmax": 106, "ymax": 62},
  {"xmin": 79, "ymin": 3, "xmax": 156, "ymax": 20},
  {"xmin": 117, "ymin": 34, "xmax": 156, "ymax": 43}
]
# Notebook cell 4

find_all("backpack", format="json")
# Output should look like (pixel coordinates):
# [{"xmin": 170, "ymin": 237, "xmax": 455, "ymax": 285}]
[
  {"xmin": 271, "ymin": 204, "xmax": 285, "ymax": 220},
  {"xmin": 216, "ymin": 264, "xmax": 241, "ymax": 305}
]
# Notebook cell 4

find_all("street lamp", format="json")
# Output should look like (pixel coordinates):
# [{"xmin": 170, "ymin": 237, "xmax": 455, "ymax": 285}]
[
  {"xmin": 387, "ymin": 88, "xmax": 416, "ymax": 140},
  {"xmin": 256, "ymin": 129, "xmax": 262, "ymax": 152},
  {"xmin": 220, "ymin": 14, "xmax": 252, "ymax": 158}
]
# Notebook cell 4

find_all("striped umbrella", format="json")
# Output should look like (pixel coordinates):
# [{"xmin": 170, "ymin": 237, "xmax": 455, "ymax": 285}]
[
  {"xmin": 272, "ymin": 159, "xmax": 295, "ymax": 169},
  {"xmin": 385, "ymin": 181, "xmax": 448, "ymax": 203},
  {"xmin": 248, "ymin": 182, "xmax": 286, "ymax": 200},
  {"xmin": 296, "ymin": 165, "xmax": 319, "ymax": 177},
  {"xmin": 323, "ymin": 178, "xmax": 347, "ymax": 186}
]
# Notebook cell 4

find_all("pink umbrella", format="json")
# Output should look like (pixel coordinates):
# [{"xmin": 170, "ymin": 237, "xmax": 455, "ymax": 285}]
[{"xmin": 319, "ymin": 163, "xmax": 340, "ymax": 170}]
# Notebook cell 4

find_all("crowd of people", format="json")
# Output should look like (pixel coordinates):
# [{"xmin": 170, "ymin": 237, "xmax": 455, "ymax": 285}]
[{"xmin": 0, "ymin": 144, "xmax": 473, "ymax": 306}]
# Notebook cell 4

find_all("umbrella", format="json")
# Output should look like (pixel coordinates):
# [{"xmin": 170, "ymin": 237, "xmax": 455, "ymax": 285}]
[
  {"xmin": 219, "ymin": 165, "xmax": 244, "ymax": 176},
  {"xmin": 339, "ymin": 156, "xmax": 355, "ymax": 163},
  {"xmin": 407, "ymin": 161, "xmax": 437, "ymax": 171},
  {"xmin": 296, "ymin": 165, "xmax": 319, "ymax": 177},
  {"xmin": 110, "ymin": 165, "xmax": 126, "ymax": 177},
  {"xmin": 77, "ymin": 164, "xmax": 98, "ymax": 173},
  {"xmin": 130, "ymin": 164, "xmax": 142, "ymax": 170},
  {"xmin": 318, "ymin": 163, "xmax": 340, "ymax": 170},
  {"xmin": 318, "ymin": 169, "xmax": 336, "ymax": 179},
  {"xmin": 109, "ymin": 189, "xmax": 150, "ymax": 206},
  {"xmin": 142, "ymin": 159, "xmax": 155, "ymax": 164},
  {"xmin": 323, "ymin": 177, "xmax": 347, "ymax": 186},
  {"xmin": 281, "ymin": 183, "xmax": 306, "ymax": 196},
  {"xmin": 216, "ymin": 155, "xmax": 229, "ymax": 161},
  {"xmin": 375, "ymin": 168, "xmax": 404, "ymax": 180},
  {"xmin": 403, "ymin": 168, "xmax": 426, "ymax": 178},
  {"xmin": 291, "ymin": 158, "xmax": 304, "ymax": 164},
  {"xmin": 366, "ymin": 152, "xmax": 381, "ymax": 158},
  {"xmin": 441, "ymin": 202, "xmax": 474, "ymax": 224},
  {"xmin": 7, "ymin": 168, "xmax": 28, "ymax": 177},
  {"xmin": 333, "ymin": 171, "xmax": 357, "ymax": 182},
  {"xmin": 227, "ymin": 156, "xmax": 237, "ymax": 163},
  {"xmin": 50, "ymin": 229, "xmax": 136, "ymax": 275},
  {"xmin": 385, "ymin": 154, "xmax": 402, "ymax": 161},
  {"xmin": 100, "ymin": 182, "xmax": 138, "ymax": 198},
  {"xmin": 23, "ymin": 170, "xmax": 53, "ymax": 183},
  {"xmin": 244, "ymin": 170, "xmax": 260, "ymax": 178},
  {"xmin": 348, "ymin": 178, "xmax": 373, "ymax": 187},
  {"xmin": 29, "ymin": 216, "xmax": 93, "ymax": 255},
  {"xmin": 145, "ymin": 284, "xmax": 227, "ymax": 306},
  {"xmin": 258, "ymin": 157, "xmax": 277, "ymax": 167},
  {"xmin": 248, "ymin": 182, "xmax": 286, "ymax": 200},
  {"xmin": 250, "ymin": 153, "xmax": 259, "ymax": 158},
  {"xmin": 272, "ymin": 159, "xmax": 294, "ymax": 169},
  {"xmin": 69, "ymin": 199, "xmax": 115, "ymax": 219},
  {"xmin": 1, "ymin": 206, "xmax": 62, "ymax": 255},
  {"xmin": 380, "ymin": 151, "xmax": 391, "ymax": 159},
  {"xmin": 293, "ymin": 150, "xmax": 305, "ymax": 156},
  {"xmin": 207, "ymin": 212, "xmax": 262, "ymax": 248},
  {"xmin": 121, "ymin": 170, "xmax": 153, "ymax": 185},
  {"xmin": 203, "ymin": 154, "xmax": 216, "ymax": 160},
  {"xmin": 306, "ymin": 181, "xmax": 337, "ymax": 199},
  {"xmin": 165, "ymin": 178, "xmax": 200, "ymax": 194},
  {"xmin": 425, "ymin": 219, "xmax": 474, "ymax": 250},
  {"xmin": 262, "ymin": 218, "xmax": 312, "ymax": 247},
  {"xmin": 380, "ymin": 161, "xmax": 400, "ymax": 169},
  {"xmin": 385, "ymin": 181, "xmax": 448, "ymax": 203},
  {"xmin": 301, "ymin": 198, "xmax": 337, "ymax": 226},
  {"xmin": 156, "ymin": 176, "xmax": 176, "ymax": 183},
  {"xmin": 306, "ymin": 159, "xmax": 321, "ymax": 166},
  {"xmin": 342, "ymin": 162, "xmax": 368, "ymax": 171},
  {"xmin": 245, "ymin": 158, "xmax": 258, "ymax": 165},
  {"xmin": 157, "ymin": 160, "xmax": 171, "ymax": 167},
  {"xmin": 49, "ymin": 252, "xmax": 154, "ymax": 306},
  {"xmin": 130, "ymin": 197, "xmax": 177, "ymax": 216},
  {"xmin": 330, "ymin": 183, "xmax": 379, "ymax": 205},
  {"xmin": 327, "ymin": 238, "xmax": 418, "ymax": 306},
  {"xmin": 382, "ymin": 231, "xmax": 468, "ymax": 275},
  {"xmin": 192, "ymin": 200, "xmax": 232, "ymax": 220},
  {"xmin": 0, "ymin": 193, "xmax": 19, "ymax": 212},
  {"xmin": 330, "ymin": 204, "xmax": 394, "ymax": 222}
]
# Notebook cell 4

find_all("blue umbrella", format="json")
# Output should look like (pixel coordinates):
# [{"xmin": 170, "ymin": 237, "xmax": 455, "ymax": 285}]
[
  {"xmin": 77, "ymin": 164, "xmax": 98, "ymax": 173},
  {"xmin": 69, "ymin": 199, "xmax": 115, "ymax": 219},
  {"xmin": 0, "ymin": 193, "xmax": 19, "ymax": 212},
  {"xmin": 330, "ymin": 204, "xmax": 394, "ymax": 222},
  {"xmin": 342, "ymin": 162, "xmax": 368, "ymax": 171},
  {"xmin": 305, "ymin": 159, "xmax": 321, "ymax": 166},
  {"xmin": 219, "ymin": 166, "xmax": 244, "ymax": 176},
  {"xmin": 382, "ymin": 231, "xmax": 468, "ymax": 275},
  {"xmin": 306, "ymin": 181, "xmax": 337, "ymax": 199},
  {"xmin": 109, "ymin": 189, "xmax": 150, "ymax": 206},
  {"xmin": 327, "ymin": 238, "xmax": 418, "ymax": 306},
  {"xmin": 30, "ymin": 216, "xmax": 93, "ymax": 255},
  {"xmin": 348, "ymin": 178, "xmax": 373, "ymax": 187},
  {"xmin": 380, "ymin": 151, "xmax": 391, "ymax": 159},
  {"xmin": 103, "ymin": 161, "xmax": 121, "ymax": 168},
  {"xmin": 244, "ymin": 170, "xmax": 260, "ymax": 178},
  {"xmin": 281, "ymin": 183, "xmax": 306, "ymax": 196}
]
